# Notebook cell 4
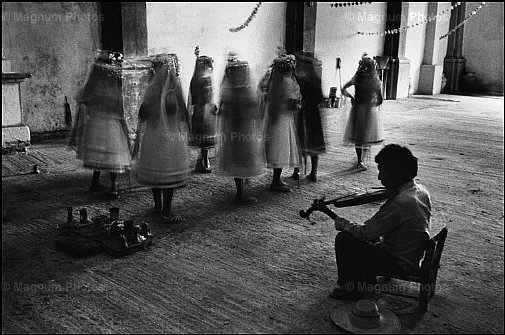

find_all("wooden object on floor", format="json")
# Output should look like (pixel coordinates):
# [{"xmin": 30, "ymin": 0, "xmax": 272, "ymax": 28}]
[{"xmin": 378, "ymin": 227, "xmax": 448, "ymax": 312}]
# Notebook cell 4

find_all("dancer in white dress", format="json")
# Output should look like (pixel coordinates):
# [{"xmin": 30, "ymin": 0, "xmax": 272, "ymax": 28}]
[
  {"xmin": 341, "ymin": 53, "xmax": 384, "ymax": 171},
  {"xmin": 188, "ymin": 47, "xmax": 218, "ymax": 173},
  {"xmin": 261, "ymin": 54, "xmax": 302, "ymax": 192},
  {"xmin": 216, "ymin": 53, "xmax": 266, "ymax": 204},
  {"xmin": 133, "ymin": 54, "xmax": 190, "ymax": 223},
  {"xmin": 70, "ymin": 55, "xmax": 131, "ymax": 196}
]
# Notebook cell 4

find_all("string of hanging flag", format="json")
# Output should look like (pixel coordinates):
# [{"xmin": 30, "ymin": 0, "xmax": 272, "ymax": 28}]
[
  {"xmin": 356, "ymin": 2, "xmax": 476, "ymax": 37},
  {"xmin": 439, "ymin": 2, "xmax": 486, "ymax": 40},
  {"xmin": 330, "ymin": 2, "xmax": 372, "ymax": 7},
  {"xmin": 229, "ymin": 2, "xmax": 262, "ymax": 33}
]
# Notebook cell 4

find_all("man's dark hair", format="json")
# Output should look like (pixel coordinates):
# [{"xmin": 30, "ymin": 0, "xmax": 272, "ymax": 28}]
[{"xmin": 375, "ymin": 144, "xmax": 418, "ymax": 184}]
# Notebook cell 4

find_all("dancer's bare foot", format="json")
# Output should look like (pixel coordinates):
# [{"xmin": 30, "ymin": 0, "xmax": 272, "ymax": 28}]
[
  {"xmin": 161, "ymin": 213, "xmax": 184, "ymax": 224},
  {"xmin": 108, "ymin": 188, "xmax": 120, "ymax": 197}
]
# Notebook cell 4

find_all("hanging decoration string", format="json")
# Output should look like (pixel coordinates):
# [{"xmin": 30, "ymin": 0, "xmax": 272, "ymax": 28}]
[
  {"xmin": 357, "ymin": 2, "xmax": 466, "ymax": 36},
  {"xmin": 229, "ymin": 2, "xmax": 262, "ymax": 33},
  {"xmin": 330, "ymin": 2, "xmax": 372, "ymax": 7},
  {"xmin": 439, "ymin": 2, "xmax": 485, "ymax": 40}
]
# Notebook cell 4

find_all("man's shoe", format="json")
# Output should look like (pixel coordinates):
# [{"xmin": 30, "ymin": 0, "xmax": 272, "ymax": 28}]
[
  {"xmin": 376, "ymin": 276, "xmax": 391, "ymax": 285},
  {"xmin": 195, "ymin": 165, "xmax": 212, "ymax": 173},
  {"xmin": 357, "ymin": 162, "xmax": 368, "ymax": 172}
]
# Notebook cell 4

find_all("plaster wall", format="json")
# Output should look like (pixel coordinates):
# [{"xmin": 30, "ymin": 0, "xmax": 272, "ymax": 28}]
[
  {"xmin": 2, "ymin": 2, "xmax": 101, "ymax": 133},
  {"xmin": 314, "ymin": 2, "xmax": 387, "ymax": 97},
  {"xmin": 462, "ymin": 2, "xmax": 504, "ymax": 93},
  {"xmin": 146, "ymin": 2, "xmax": 286, "ymax": 101}
]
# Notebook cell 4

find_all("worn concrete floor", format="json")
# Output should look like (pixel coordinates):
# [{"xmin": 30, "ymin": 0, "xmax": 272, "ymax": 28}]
[{"xmin": 2, "ymin": 94, "xmax": 504, "ymax": 334}]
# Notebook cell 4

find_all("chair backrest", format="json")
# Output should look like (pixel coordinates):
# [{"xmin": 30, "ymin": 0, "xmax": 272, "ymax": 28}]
[{"xmin": 420, "ymin": 227, "xmax": 448, "ymax": 279}]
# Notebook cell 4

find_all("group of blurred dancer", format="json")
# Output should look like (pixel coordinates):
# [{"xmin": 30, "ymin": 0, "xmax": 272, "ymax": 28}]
[{"xmin": 69, "ymin": 50, "xmax": 384, "ymax": 223}]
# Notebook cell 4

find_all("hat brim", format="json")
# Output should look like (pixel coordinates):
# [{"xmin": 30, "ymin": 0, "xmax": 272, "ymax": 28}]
[{"xmin": 330, "ymin": 304, "xmax": 401, "ymax": 334}]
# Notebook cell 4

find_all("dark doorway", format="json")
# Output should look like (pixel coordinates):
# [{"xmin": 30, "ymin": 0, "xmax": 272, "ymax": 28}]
[
  {"xmin": 384, "ymin": 2, "xmax": 402, "ymax": 58},
  {"xmin": 285, "ymin": 2, "xmax": 304, "ymax": 54},
  {"xmin": 100, "ymin": 2, "xmax": 123, "ymax": 53},
  {"xmin": 383, "ymin": 2, "xmax": 402, "ymax": 99}
]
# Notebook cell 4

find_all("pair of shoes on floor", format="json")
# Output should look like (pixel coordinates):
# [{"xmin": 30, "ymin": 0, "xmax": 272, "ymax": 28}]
[
  {"xmin": 329, "ymin": 287, "xmax": 366, "ymax": 300},
  {"xmin": 270, "ymin": 184, "xmax": 291, "ymax": 193},
  {"xmin": 89, "ymin": 184, "xmax": 109, "ymax": 192},
  {"xmin": 160, "ymin": 213, "xmax": 184, "ymax": 224},
  {"xmin": 235, "ymin": 195, "xmax": 258, "ymax": 205},
  {"xmin": 195, "ymin": 166, "xmax": 212, "ymax": 173},
  {"xmin": 357, "ymin": 162, "xmax": 368, "ymax": 172},
  {"xmin": 306, "ymin": 174, "xmax": 317, "ymax": 182}
]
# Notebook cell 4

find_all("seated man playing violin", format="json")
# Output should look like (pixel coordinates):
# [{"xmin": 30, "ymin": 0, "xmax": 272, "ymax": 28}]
[{"xmin": 316, "ymin": 144, "xmax": 431, "ymax": 300}]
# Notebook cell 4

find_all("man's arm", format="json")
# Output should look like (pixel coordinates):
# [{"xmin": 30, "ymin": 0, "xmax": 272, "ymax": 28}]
[
  {"xmin": 341, "ymin": 78, "xmax": 355, "ymax": 104},
  {"xmin": 315, "ymin": 207, "xmax": 351, "ymax": 231},
  {"xmin": 340, "ymin": 202, "xmax": 402, "ymax": 241}
]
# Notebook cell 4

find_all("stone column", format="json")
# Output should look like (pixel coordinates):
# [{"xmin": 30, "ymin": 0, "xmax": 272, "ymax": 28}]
[
  {"xmin": 302, "ymin": 2, "xmax": 322, "ymax": 79},
  {"xmin": 121, "ymin": 2, "xmax": 148, "ymax": 59},
  {"xmin": 443, "ymin": 2, "xmax": 466, "ymax": 93},
  {"xmin": 303, "ymin": 2, "xmax": 317, "ymax": 55},
  {"xmin": 418, "ymin": 2, "xmax": 451, "ymax": 95}
]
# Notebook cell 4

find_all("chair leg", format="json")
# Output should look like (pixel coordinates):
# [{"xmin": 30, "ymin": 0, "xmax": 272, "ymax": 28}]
[
  {"xmin": 429, "ymin": 273, "xmax": 438, "ymax": 298},
  {"xmin": 419, "ymin": 282, "xmax": 430, "ymax": 313}
]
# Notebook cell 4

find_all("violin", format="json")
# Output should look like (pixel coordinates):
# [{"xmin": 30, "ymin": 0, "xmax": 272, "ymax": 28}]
[{"xmin": 299, "ymin": 188, "xmax": 397, "ymax": 224}]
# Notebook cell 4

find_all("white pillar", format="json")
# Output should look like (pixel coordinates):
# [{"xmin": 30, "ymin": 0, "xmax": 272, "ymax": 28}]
[{"xmin": 419, "ymin": 2, "xmax": 451, "ymax": 95}]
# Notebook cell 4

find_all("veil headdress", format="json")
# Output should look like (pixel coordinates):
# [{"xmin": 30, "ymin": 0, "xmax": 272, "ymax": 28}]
[
  {"xmin": 357, "ymin": 52, "xmax": 379, "ymax": 78},
  {"xmin": 268, "ymin": 54, "xmax": 300, "ymax": 102},
  {"xmin": 70, "ymin": 52, "xmax": 126, "ymax": 150},
  {"xmin": 271, "ymin": 54, "xmax": 296, "ymax": 79},
  {"xmin": 220, "ymin": 53, "xmax": 257, "ymax": 110},
  {"xmin": 139, "ymin": 54, "xmax": 183, "ymax": 121},
  {"xmin": 77, "ymin": 58, "xmax": 123, "ymax": 114},
  {"xmin": 355, "ymin": 52, "xmax": 382, "ymax": 105},
  {"xmin": 190, "ymin": 51, "xmax": 214, "ymax": 107}
]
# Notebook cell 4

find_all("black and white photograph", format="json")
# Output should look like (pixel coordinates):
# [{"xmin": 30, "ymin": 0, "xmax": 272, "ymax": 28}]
[{"xmin": 2, "ymin": 2, "xmax": 503, "ymax": 333}]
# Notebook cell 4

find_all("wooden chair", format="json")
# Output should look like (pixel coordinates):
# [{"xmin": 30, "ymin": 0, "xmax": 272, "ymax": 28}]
[{"xmin": 378, "ymin": 227, "xmax": 448, "ymax": 312}]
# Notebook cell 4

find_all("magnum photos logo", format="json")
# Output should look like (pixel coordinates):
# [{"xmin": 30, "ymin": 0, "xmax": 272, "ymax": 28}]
[
  {"xmin": 345, "ymin": 11, "xmax": 449, "ymax": 23},
  {"xmin": 2, "ymin": 11, "xmax": 104, "ymax": 24},
  {"xmin": 162, "ymin": 132, "xmax": 268, "ymax": 142}
]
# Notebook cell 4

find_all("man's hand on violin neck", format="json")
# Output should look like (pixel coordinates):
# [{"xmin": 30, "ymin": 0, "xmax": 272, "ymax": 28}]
[{"xmin": 334, "ymin": 216, "xmax": 346, "ymax": 231}]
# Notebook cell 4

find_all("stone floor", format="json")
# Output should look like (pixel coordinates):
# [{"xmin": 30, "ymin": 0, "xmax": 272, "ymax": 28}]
[{"xmin": 2, "ymin": 94, "xmax": 504, "ymax": 333}]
